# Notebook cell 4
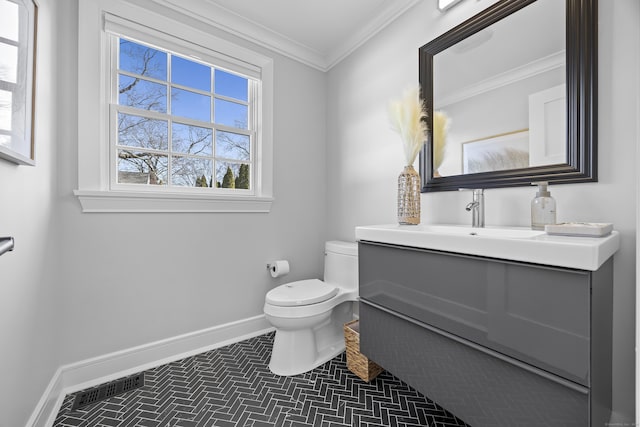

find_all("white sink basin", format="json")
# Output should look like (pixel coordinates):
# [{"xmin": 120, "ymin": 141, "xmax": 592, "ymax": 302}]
[
  {"xmin": 413, "ymin": 224, "xmax": 546, "ymax": 239},
  {"xmin": 355, "ymin": 224, "xmax": 620, "ymax": 271}
]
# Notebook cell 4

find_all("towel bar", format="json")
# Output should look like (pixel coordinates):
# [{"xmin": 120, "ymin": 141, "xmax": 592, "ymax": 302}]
[{"xmin": 0, "ymin": 237, "xmax": 14, "ymax": 256}]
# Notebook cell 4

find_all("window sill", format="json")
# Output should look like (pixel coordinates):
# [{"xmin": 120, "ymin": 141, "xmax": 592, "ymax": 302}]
[{"xmin": 74, "ymin": 190, "xmax": 273, "ymax": 213}]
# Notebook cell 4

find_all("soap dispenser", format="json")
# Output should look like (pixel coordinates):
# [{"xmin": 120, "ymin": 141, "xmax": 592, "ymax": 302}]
[{"xmin": 531, "ymin": 182, "xmax": 556, "ymax": 230}]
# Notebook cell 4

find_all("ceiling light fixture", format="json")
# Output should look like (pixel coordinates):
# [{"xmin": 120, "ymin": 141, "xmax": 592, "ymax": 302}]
[{"xmin": 438, "ymin": 0, "xmax": 464, "ymax": 11}]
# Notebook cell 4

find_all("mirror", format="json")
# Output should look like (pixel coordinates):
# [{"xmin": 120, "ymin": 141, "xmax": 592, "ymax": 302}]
[{"xmin": 419, "ymin": 0, "xmax": 597, "ymax": 192}]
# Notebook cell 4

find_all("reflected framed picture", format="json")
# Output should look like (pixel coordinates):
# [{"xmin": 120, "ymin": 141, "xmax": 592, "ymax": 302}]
[
  {"xmin": 0, "ymin": 0, "xmax": 38, "ymax": 166},
  {"xmin": 462, "ymin": 129, "xmax": 529, "ymax": 174}
]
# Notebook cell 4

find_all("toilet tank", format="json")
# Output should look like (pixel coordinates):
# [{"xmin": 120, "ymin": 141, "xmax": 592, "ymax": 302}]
[{"xmin": 323, "ymin": 241, "xmax": 358, "ymax": 291}]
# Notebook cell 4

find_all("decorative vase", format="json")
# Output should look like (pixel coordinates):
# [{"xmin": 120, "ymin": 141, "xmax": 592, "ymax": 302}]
[{"xmin": 397, "ymin": 165, "xmax": 421, "ymax": 225}]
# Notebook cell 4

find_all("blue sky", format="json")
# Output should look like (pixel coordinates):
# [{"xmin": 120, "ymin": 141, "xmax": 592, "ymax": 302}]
[
  {"xmin": 117, "ymin": 38, "xmax": 252, "ymax": 187},
  {"xmin": 119, "ymin": 38, "xmax": 248, "ymax": 128}
]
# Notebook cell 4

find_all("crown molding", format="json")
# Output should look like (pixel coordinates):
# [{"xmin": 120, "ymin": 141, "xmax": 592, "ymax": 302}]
[
  {"xmin": 149, "ymin": 0, "xmax": 421, "ymax": 71},
  {"xmin": 438, "ymin": 50, "xmax": 566, "ymax": 108},
  {"xmin": 325, "ymin": 0, "xmax": 423, "ymax": 70}
]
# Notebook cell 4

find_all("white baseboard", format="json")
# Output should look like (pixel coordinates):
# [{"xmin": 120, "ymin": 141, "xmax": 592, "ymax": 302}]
[{"xmin": 27, "ymin": 314, "xmax": 273, "ymax": 427}]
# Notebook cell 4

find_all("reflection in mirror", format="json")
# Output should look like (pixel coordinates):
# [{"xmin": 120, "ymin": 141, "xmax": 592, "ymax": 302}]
[
  {"xmin": 419, "ymin": 0, "xmax": 597, "ymax": 192},
  {"xmin": 434, "ymin": 0, "xmax": 566, "ymax": 177}
]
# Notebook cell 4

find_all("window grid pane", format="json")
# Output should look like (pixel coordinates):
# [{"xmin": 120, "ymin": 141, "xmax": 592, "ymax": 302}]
[
  {"xmin": 117, "ymin": 150, "xmax": 168, "ymax": 185},
  {"xmin": 115, "ymin": 36, "xmax": 253, "ymax": 191}
]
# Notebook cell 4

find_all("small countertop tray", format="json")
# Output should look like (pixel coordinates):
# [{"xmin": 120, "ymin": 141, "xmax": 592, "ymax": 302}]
[{"xmin": 545, "ymin": 222, "xmax": 613, "ymax": 237}]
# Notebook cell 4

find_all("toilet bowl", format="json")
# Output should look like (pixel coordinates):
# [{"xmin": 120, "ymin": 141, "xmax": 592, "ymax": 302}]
[{"xmin": 263, "ymin": 241, "xmax": 358, "ymax": 376}]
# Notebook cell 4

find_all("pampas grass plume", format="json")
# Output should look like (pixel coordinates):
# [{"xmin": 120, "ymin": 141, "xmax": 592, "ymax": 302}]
[
  {"xmin": 433, "ymin": 111, "xmax": 450, "ymax": 170},
  {"xmin": 388, "ymin": 87, "xmax": 428, "ymax": 166}
]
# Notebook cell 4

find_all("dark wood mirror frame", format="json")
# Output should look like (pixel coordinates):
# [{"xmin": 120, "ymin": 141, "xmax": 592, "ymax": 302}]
[{"xmin": 419, "ymin": 0, "xmax": 597, "ymax": 192}]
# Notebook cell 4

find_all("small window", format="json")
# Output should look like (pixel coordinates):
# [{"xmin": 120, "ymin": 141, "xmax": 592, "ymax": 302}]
[
  {"xmin": 111, "ymin": 38, "xmax": 256, "ymax": 192},
  {"xmin": 75, "ymin": 5, "xmax": 273, "ymax": 212},
  {"xmin": 0, "ymin": 0, "xmax": 37, "ymax": 165}
]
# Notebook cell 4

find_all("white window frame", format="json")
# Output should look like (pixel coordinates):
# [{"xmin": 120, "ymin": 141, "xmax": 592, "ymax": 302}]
[
  {"xmin": 74, "ymin": 0, "xmax": 273, "ymax": 213},
  {"xmin": 108, "ymin": 32, "xmax": 257, "ymax": 195}
]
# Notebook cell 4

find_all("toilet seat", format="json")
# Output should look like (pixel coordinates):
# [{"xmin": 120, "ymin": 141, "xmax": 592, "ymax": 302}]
[{"xmin": 266, "ymin": 279, "xmax": 338, "ymax": 307}]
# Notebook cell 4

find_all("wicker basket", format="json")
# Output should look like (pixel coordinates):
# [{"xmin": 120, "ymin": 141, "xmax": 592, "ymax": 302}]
[{"xmin": 343, "ymin": 319, "xmax": 384, "ymax": 382}]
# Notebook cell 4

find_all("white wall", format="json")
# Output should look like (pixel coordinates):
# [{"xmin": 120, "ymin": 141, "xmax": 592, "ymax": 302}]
[
  {"xmin": 0, "ymin": 0, "xmax": 61, "ymax": 426},
  {"xmin": 2, "ymin": 0, "xmax": 327, "ymax": 423},
  {"xmin": 327, "ymin": 0, "xmax": 638, "ymax": 422},
  {"xmin": 51, "ymin": 0, "xmax": 328, "ymax": 365}
]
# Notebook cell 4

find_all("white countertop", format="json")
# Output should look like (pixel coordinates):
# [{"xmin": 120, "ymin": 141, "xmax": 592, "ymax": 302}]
[{"xmin": 355, "ymin": 224, "xmax": 620, "ymax": 271}]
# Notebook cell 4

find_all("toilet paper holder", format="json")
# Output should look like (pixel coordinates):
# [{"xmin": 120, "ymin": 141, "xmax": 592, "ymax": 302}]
[{"xmin": 266, "ymin": 260, "xmax": 290, "ymax": 278}]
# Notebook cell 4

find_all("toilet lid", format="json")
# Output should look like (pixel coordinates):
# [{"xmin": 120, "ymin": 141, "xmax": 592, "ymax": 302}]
[{"xmin": 266, "ymin": 279, "xmax": 338, "ymax": 307}]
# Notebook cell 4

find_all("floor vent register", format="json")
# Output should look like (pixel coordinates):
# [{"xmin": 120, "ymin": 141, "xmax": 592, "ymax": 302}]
[{"xmin": 71, "ymin": 372, "xmax": 145, "ymax": 410}]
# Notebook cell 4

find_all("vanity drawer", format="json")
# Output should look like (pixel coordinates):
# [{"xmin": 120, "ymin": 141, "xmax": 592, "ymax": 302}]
[
  {"xmin": 360, "ymin": 301, "xmax": 589, "ymax": 427},
  {"xmin": 358, "ymin": 241, "xmax": 591, "ymax": 385}
]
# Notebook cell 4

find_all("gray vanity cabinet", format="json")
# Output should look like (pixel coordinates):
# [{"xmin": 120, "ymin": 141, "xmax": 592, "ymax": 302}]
[{"xmin": 358, "ymin": 241, "xmax": 613, "ymax": 427}]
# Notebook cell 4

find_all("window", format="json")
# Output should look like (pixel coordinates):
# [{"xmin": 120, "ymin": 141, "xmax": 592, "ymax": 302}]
[
  {"xmin": 75, "ymin": 3, "xmax": 273, "ymax": 212},
  {"xmin": 0, "ymin": 0, "xmax": 37, "ymax": 165},
  {"xmin": 113, "ymin": 37, "xmax": 255, "ymax": 192}
]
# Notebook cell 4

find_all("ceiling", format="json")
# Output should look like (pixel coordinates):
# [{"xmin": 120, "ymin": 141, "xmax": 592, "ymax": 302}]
[{"xmin": 154, "ymin": 0, "xmax": 423, "ymax": 71}]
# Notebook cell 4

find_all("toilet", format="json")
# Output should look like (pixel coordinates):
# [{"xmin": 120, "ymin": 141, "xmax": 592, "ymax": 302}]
[{"xmin": 263, "ymin": 240, "xmax": 358, "ymax": 376}]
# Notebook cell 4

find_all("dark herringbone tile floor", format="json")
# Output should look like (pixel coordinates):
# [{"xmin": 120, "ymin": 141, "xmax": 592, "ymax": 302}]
[{"xmin": 54, "ymin": 332, "xmax": 469, "ymax": 426}]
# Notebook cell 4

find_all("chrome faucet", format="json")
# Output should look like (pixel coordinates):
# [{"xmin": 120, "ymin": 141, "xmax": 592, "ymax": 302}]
[{"xmin": 461, "ymin": 189, "xmax": 485, "ymax": 228}]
